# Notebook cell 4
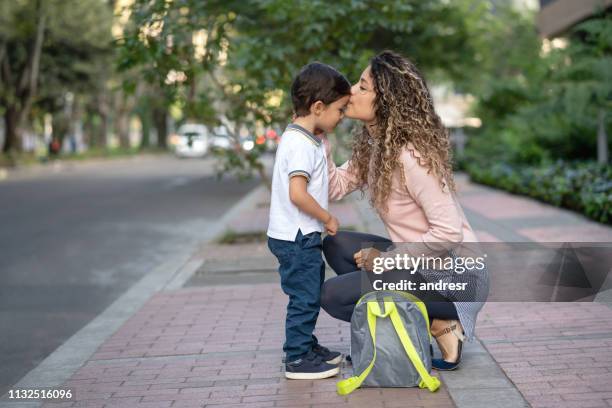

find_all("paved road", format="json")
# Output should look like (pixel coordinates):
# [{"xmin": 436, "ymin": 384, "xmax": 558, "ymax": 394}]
[{"xmin": 0, "ymin": 154, "xmax": 259, "ymax": 396}]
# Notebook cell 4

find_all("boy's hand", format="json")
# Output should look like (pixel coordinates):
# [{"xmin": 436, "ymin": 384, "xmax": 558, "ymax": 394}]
[{"xmin": 324, "ymin": 213, "xmax": 339, "ymax": 236}]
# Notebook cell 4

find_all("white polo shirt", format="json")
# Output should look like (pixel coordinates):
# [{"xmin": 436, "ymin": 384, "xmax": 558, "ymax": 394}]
[{"xmin": 267, "ymin": 124, "xmax": 329, "ymax": 242}]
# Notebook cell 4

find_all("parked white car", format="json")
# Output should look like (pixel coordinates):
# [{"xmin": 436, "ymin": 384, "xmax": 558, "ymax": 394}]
[
  {"xmin": 209, "ymin": 126, "xmax": 233, "ymax": 151},
  {"xmin": 172, "ymin": 124, "xmax": 209, "ymax": 158}
]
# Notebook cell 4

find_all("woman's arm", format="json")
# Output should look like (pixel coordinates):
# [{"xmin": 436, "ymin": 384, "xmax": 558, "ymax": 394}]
[{"xmin": 322, "ymin": 136, "xmax": 363, "ymax": 201}]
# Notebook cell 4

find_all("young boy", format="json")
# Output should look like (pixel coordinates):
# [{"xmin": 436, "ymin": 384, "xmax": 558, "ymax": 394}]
[{"xmin": 267, "ymin": 62, "xmax": 351, "ymax": 379}]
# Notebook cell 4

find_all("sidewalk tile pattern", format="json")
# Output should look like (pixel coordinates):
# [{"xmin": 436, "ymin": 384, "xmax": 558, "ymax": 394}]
[
  {"xmin": 477, "ymin": 302, "xmax": 612, "ymax": 408},
  {"xmin": 40, "ymin": 172, "xmax": 612, "ymax": 408},
  {"xmin": 42, "ymin": 284, "xmax": 455, "ymax": 407}
]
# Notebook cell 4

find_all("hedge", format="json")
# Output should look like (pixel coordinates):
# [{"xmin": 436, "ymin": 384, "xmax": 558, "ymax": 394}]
[{"xmin": 464, "ymin": 160, "xmax": 612, "ymax": 224}]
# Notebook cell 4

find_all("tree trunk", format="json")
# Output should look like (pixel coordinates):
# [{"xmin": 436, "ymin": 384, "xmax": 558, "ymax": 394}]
[
  {"xmin": 0, "ymin": 0, "xmax": 46, "ymax": 156},
  {"xmin": 97, "ymin": 90, "xmax": 110, "ymax": 149},
  {"xmin": 3, "ymin": 107, "xmax": 19, "ymax": 154},
  {"xmin": 69, "ymin": 98, "xmax": 84, "ymax": 153},
  {"xmin": 597, "ymin": 108, "xmax": 608, "ymax": 164},
  {"xmin": 116, "ymin": 109, "xmax": 130, "ymax": 149},
  {"xmin": 52, "ymin": 112, "xmax": 69, "ymax": 146},
  {"xmin": 83, "ymin": 112, "xmax": 96, "ymax": 149},
  {"xmin": 99, "ymin": 111, "xmax": 109, "ymax": 148},
  {"xmin": 152, "ymin": 106, "xmax": 168, "ymax": 149},
  {"xmin": 138, "ymin": 108, "xmax": 151, "ymax": 149},
  {"xmin": 221, "ymin": 118, "xmax": 271, "ymax": 189}
]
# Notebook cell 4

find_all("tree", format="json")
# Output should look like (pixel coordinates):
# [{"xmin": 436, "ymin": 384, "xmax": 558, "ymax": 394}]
[
  {"xmin": 454, "ymin": 1, "xmax": 611, "ymax": 167},
  {"xmin": 553, "ymin": 16, "xmax": 612, "ymax": 164},
  {"xmin": 118, "ymin": 0, "xmax": 477, "ymax": 181},
  {"xmin": 448, "ymin": 1, "xmax": 542, "ymax": 161},
  {"xmin": 0, "ymin": 0, "xmax": 46, "ymax": 155},
  {"xmin": 0, "ymin": 0, "xmax": 114, "ymax": 157}
]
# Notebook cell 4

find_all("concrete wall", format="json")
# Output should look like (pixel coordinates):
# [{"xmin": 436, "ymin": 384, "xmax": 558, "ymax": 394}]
[{"xmin": 538, "ymin": 0, "xmax": 612, "ymax": 37}]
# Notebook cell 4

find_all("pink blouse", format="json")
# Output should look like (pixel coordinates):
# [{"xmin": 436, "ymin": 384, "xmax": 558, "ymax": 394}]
[{"xmin": 325, "ymin": 139, "xmax": 478, "ymax": 257}]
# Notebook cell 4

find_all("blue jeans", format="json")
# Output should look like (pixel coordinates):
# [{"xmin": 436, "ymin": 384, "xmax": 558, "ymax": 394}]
[{"xmin": 268, "ymin": 230, "xmax": 325, "ymax": 362}]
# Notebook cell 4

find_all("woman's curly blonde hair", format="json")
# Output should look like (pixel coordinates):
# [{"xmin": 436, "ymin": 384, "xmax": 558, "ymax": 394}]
[{"xmin": 350, "ymin": 50, "xmax": 456, "ymax": 212}]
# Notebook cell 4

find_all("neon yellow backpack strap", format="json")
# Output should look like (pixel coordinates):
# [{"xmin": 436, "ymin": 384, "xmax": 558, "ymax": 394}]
[
  {"xmin": 337, "ymin": 300, "xmax": 393, "ymax": 395},
  {"xmin": 385, "ymin": 296, "xmax": 441, "ymax": 392},
  {"xmin": 394, "ymin": 291, "xmax": 433, "ymax": 341}
]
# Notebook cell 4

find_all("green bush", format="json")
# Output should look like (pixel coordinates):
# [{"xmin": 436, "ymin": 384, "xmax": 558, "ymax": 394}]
[{"xmin": 465, "ymin": 160, "xmax": 612, "ymax": 224}]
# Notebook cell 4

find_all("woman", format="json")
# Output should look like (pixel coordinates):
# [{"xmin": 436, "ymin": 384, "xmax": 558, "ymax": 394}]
[{"xmin": 320, "ymin": 50, "xmax": 489, "ymax": 371}]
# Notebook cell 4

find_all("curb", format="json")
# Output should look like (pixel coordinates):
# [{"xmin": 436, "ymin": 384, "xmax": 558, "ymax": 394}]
[
  {"xmin": 439, "ymin": 339, "xmax": 530, "ymax": 408},
  {"xmin": 0, "ymin": 183, "xmax": 267, "ymax": 408},
  {"xmin": 162, "ymin": 183, "xmax": 268, "ymax": 291}
]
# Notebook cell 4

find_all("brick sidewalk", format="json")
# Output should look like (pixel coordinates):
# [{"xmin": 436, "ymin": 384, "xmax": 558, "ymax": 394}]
[
  {"xmin": 42, "ymin": 285, "xmax": 454, "ymax": 408},
  {"xmin": 454, "ymin": 174, "xmax": 612, "ymax": 243},
  {"xmin": 451, "ymin": 175, "xmax": 612, "ymax": 407},
  {"xmin": 39, "ymin": 174, "xmax": 612, "ymax": 408},
  {"xmin": 477, "ymin": 302, "xmax": 612, "ymax": 408}
]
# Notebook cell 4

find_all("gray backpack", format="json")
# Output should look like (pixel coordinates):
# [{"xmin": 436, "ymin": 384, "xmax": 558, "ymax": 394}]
[{"xmin": 337, "ymin": 291, "xmax": 441, "ymax": 395}]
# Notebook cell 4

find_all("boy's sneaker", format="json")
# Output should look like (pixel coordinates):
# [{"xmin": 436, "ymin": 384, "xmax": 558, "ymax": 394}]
[
  {"xmin": 285, "ymin": 351, "xmax": 339, "ymax": 380},
  {"xmin": 312, "ymin": 342, "xmax": 343, "ymax": 365}
]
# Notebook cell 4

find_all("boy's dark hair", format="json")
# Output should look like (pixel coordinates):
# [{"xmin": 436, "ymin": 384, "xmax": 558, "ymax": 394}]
[{"xmin": 291, "ymin": 62, "xmax": 351, "ymax": 117}]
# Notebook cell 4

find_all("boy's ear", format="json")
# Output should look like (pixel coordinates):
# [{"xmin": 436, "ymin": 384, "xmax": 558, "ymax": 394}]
[{"xmin": 310, "ymin": 100, "xmax": 326, "ymax": 116}]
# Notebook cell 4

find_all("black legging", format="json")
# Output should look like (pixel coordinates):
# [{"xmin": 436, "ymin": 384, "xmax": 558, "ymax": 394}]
[{"xmin": 320, "ymin": 231, "xmax": 458, "ymax": 326}]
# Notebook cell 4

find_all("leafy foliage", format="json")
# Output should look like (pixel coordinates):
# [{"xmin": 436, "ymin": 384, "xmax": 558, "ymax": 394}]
[
  {"xmin": 117, "ymin": 0, "xmax": 476, "ymax": 179},
  {"xmin": 462, "ymin": 12, "xmax": 612, "ymax": 165},
  {"xmin": 466, "ymin": 160, "xmax": 612, "ymax": 224},
  {"xmin": 0, "ymin": 0, "xmax": 114, "ymax": 155}
]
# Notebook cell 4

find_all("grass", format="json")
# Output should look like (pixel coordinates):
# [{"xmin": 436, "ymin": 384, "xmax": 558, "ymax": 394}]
[
  {"xmin": 64, "ymin": 146, "xmax": 167, "ymax": 161},
  {"xmin": 216, "ymin": 225, "xmax": 358, "ymax": 245},
  {"xmin": 0, "ymin": 146, "xmax": 168, "ymax": 169},
  {"xmin": 217, "ymin": 230, "xmax": 269, "ymax": 244}
]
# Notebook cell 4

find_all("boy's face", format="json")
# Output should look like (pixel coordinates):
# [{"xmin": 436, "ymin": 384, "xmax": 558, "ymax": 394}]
[{"xmin": 313, "ymin": 95, "xmax": 350, "ymax": 134}]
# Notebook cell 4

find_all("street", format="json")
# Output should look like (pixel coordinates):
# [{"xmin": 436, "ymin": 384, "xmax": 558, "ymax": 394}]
[{"xmin": 0, "ymin": 154, "xmax": 259, "ymax": 396}]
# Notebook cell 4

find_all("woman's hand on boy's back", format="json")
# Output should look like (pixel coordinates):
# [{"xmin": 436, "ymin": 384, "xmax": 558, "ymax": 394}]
[
  {"xmin": 317, "ymin": 130, "xmax": 332, "ymax": 158},
  {"xmin": 316, "ymin": 129, "xmax": 335, "ymax": 234}
]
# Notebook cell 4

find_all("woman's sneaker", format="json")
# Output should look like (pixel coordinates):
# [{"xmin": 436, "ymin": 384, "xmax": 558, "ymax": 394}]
[
  {"xmin": 285, "ymin": 350, "xmax": 339, "ymax": 380},
  {"xmin": 312, "ymin": 342, "xmax": 342, "ymax": 365}
]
